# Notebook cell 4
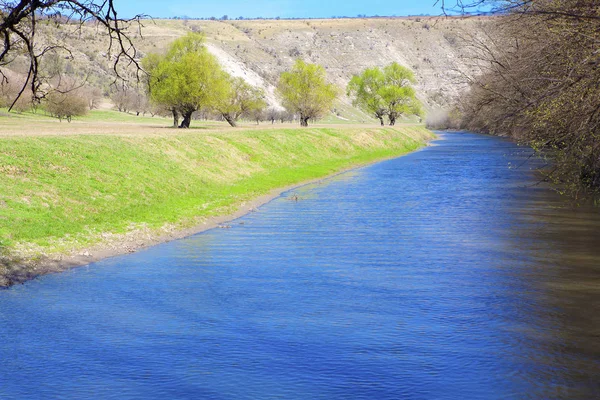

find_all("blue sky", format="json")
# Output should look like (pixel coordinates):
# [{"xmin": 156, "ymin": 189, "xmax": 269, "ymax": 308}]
[{"xmin": 115, "ymin": 0, "xmax": 453, "ymax": 19}]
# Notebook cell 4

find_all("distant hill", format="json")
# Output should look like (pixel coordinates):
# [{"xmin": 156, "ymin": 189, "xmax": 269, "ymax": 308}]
[{"xmin": 5, "ymin": 16, "xmax": 492, "ymax": 122}]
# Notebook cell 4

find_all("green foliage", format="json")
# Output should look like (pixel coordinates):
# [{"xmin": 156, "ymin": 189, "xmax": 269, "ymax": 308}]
[
  {"xmin": 143, "ymin": 32, "xmax": 229, "ymax": 128},
  {"xmin": 347, "ymin": 62, "xmax": 423, "ymax": 125},
  {"xmin": 277, "ymin": 59, "xmax": 338, "ymax": 126},
  {"xmin": 215, "ymin": 77, "xmax": 267, "ymax": 127},
  {"xmin": 381, "ymin": 63, "xmax": 423, "ymax": 125},
  {"xmin": 347, "ymin": 67, "xmax": 387, "ymax": 125}
]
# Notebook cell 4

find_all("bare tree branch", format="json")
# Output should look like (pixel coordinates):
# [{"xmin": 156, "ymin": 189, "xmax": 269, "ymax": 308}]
[
  {"xmin": 0, "ymin": 0, "xmax": 146, "ymax": 111},
  {"xmin": 456, "ymin": 0, "xmax": 600, "ymax": 197}
]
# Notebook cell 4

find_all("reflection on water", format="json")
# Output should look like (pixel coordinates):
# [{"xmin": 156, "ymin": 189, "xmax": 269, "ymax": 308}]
[{"xmin": 0, "ymin": 132, "xmax": 599, "ymax": 399}]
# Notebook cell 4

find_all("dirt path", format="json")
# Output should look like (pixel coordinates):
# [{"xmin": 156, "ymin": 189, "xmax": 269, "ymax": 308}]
[{"xmin": 0, "ymin": 114, "xmax": 418, "ymax": 137}]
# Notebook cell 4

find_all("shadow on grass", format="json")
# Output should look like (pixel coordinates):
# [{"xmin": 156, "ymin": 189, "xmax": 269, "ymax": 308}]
[{"xmin": 153, "ymin": 125, "xmax": 221, "ymax": 131}]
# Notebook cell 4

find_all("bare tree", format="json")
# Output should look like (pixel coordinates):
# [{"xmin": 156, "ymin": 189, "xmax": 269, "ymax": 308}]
[
  {"xmin": 0, "ymin": 1, "xmax": 145, "ymax": 111},
  {"xmin": 436, "ymin": 0, "xmax": 600, "ymax": 20},
  {"xmin": 0, "ymin": 68, "xmax": 31, "ymax": 110},
  {"xmin": 266, "ymin": 107, "xmax": 280, "ymax": 124},
  {"xmin": 45, "ymin": 89, "xmax": 88, "ymax": 121},
  {"xmin": 250, "ymin": 108, "xmax": 265, "ymax": 125},
  {"xmin": 452, "ymin": 0, "xmax": 600, "ymax": 197},
  {"xmin": 44, "ymin": 76, "xmax": 89, "ymax": 121},
  {"xmin": 110, "ymin": 86, "xmax": 133, "ymax": 112},
  {"xmin": 84, "ymin": 86, "xmax": 103, "ymax": 110},
  {"xmin": 280, "ymin": 109, "xmax": 295, "ymax": 123}
]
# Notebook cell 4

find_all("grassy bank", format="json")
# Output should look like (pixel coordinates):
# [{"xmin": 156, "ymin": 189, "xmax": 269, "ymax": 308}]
[{"xmin": 0, "ymin": 125, "xmax": 433, "ymax": 283}]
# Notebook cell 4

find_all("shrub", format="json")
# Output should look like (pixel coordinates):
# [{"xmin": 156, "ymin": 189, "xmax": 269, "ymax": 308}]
[{"xmin": 45, "ymin": 91, "xmax": 88, "ymax": 122}]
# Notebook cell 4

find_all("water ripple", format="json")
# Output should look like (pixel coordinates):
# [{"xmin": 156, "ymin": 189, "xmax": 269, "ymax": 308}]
[{"xmin": 1, "ymin": 132, "xmax": 600, "ymax": 399}]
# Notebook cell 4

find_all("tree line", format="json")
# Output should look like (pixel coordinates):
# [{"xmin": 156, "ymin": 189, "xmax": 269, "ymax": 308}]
[
  {"xmin": 141, "ymin": 33, "xmax": 421, "ymax": 129},
  {"xmin": 348, "ymin": 63, "xmax": 423, "ymax": 126},
  {"xmin": 1, "ymin": 31, "xmax": 422, "ymax": 128},
  {"xmin": 445, "ymin": 0, "xmax": 600, "ymax": 198},
  {"xmin": 1, "ymin": 3, "xmax": 423, "ymax": 128}
]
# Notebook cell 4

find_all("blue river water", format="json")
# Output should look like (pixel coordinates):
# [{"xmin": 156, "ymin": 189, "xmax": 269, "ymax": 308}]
[{"xmin": 1, "ymin": 132, "xmax": 600, "ymax": 399}]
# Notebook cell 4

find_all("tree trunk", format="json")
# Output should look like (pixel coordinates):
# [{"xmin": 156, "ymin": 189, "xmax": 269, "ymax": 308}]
[
  {"xmin": 389, "ymin": 115, "xmax": 396, "ymax": 126},
  {"xmin": 300, "ymin": 115, "xmax": 309, "ymax": 127},
  {"xmin": 172, "ymin": 109, "xmax": 179, "ymax": 128},
  {"xmin": 223, "ymin": 113, "xmax": 237, "ymax": 127},
  {"xmin": 378, "ymin": 116, "xmax": 385, "ymax": 126},
  {"xmin": 179, "ymin": 110, "xmax": 193, "ymax": 128}
]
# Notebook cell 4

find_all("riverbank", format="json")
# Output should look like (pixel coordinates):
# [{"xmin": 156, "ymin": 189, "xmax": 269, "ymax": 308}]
[{"xmin": 0, "ymin": 125, "xmax": 434, "ymax": 287}]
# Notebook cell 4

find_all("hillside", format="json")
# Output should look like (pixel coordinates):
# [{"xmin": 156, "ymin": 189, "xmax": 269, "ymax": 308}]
[{"xmin": 6, "ymin": 16, "xmax": 491, "ymax": 122}]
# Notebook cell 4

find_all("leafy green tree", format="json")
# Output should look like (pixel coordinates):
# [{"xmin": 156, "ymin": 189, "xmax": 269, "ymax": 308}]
[
  {"xmin": 143, "ymin": 33, "xmax": 229, "ymax": 128},
  {"xmin": 347, "ymin": 62, "xmax": 423, "ymax": 126},
  {"xmin": 142, "ymin": 53, "xmax": 179, "ymax": 126},
  {"xmin": 347, "ymin": 67, "xmax": 387, "ymax": 126},
  {"xmin": 277, "ymin": 59, "xmax": 338, "ymax": 127},
  {"xmin": 381, "ymin": 63, "xmax": 423, "ymax": 125},
  {"xmin": 215, "ymin": 77, "xmax": 267, "ymax": 127}
]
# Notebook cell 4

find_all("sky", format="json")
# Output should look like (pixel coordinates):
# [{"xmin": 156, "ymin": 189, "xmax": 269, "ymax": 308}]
[{"xmin": 115, "ymin": 0, "xmax": 457, "ymax": 20}]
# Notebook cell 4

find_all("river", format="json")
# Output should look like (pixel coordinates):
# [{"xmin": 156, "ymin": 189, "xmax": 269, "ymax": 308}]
[{"xmin": 1, "ymin": 132, "xmax": 599, "ymax": 399}]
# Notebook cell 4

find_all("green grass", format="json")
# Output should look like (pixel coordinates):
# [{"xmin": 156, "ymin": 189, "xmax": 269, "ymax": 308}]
[
  {"xmin": 320, "ymin": 101, "xmax": 378, "ymax": 124},
  {"xmin": 0, "ymin": 126, "xmax": 434, "ymax": 257},
  {"xmin": 0, "ymin": 107, "xmax": 56, "ymax": 122},
  {"xmin": 1, "ymin": 108, "xmax": 174, "ymax": 125},
  {"xmin": 78, "ymin": 110, "xmax": 172, "ymax": 124}
]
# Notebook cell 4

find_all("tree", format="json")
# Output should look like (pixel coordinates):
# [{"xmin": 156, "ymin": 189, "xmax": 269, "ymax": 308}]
[
  {"xmin": 84, "ymin": 86, "xmax": 104, "ymax": 110},
  {"xmin": 380, "ymin": 63, "xmax": 423, "ymax": 125},
  {"xmin": 250, "ymin": 107, "xmax": 265, "ymax": 125},
  {"xmin": 435, "ymin": 0, "xmax": 591, "ymax": 18},
  {"xmin": 347, "ymin": 67, "xmax": 387, "ymax": 126},
  {"xmin": 44, "ymin": 90, "xmax": 88, "ymax": 122},
  {"xmin": 0, "ymin": 69, "xmax": 32, "ymax": 111},
  {"xmin": 141, "ymin": 52, "xmax": 181, "ymax": 126},
  {"xmin": 0, "ymin": 1, "xmax": 143, "ymax": 111},
  {"xmin": 110, "ymin": 86, "xmax": 134, "ymax": 113},
  {"xmin": 266, "ymin": 107, "xmax": 281, "ymax": 124},
  {"xmin": 280, "ymin": 110, "xmax": 295, "ymax": 123},
  {"xmin": 143, "ymin": 33, "xmax": 229, "ymax": 128},
  {"xmin": 44, "ymin": 78, "xmax": 89, "ymax": 122},
  {"xmin": 347, "ymin": 63, "xmax": 422, "ymax": 126},
  {"xmin": 453, "ymin": 0, "xmax": 600, "ymax": 197},
  {"xmin": 277, "ymin": 59, "xmax": 338, "ymax": 127},
  {"xmin": 110, "ymin": 86, "xmax": 148, "ymax": 115},
  {"xmin": 130, "ymin": 91, "xmax": 149, "ymax": 116},
  {"xmin": 215, "ymin": 77, "xmax": 267, "ymax": 127}
]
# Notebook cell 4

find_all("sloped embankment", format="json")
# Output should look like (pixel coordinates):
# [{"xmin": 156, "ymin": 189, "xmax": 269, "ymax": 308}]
[{"xmin": 0, "ymin": 126, "xmax": 434, "ymax": 286}]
